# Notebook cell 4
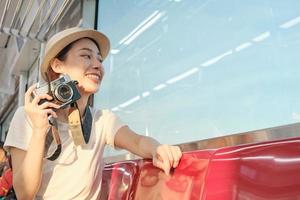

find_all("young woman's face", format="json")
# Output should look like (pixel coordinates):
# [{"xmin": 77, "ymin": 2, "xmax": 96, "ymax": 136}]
[{"xmin": 54, "ymin": 38, "xmax": 104, "ymax": 95}]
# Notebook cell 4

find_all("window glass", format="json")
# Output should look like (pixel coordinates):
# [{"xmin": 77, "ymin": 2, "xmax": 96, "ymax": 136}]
[{"xmin": 96, "ymin": 1, "xmax": 300, "ymax": 151}]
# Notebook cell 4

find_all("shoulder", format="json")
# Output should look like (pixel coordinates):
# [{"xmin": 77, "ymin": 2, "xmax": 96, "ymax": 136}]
[
  {"xmin": 13, "ymin": 106, "xmax": 25, "ymax": 118},
  {"xmin": 11, "ymin": 106, "xmax": 32, "ymax": 126},
  {"xmin": 10, "ymin": 106, "xmax": 26, "ymax": 124},
  {"xmin": 91, "ymin": 108, "xmax": 124, "ymax": 130},
  {"xmin": 4, "ymin": 106, "xmax": 32, "ymax": 152},
  {"xmin": 90, "ymin": 107, "xmax": 116, "ymax": 119},
  {"xmin": 102, "ymin": 109, "xmax": 116, "ymax": 116}
]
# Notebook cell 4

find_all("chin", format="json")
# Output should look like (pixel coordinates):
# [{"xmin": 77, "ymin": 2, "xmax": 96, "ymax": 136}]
[
  {"xmin": 84, "ymin": 88, "xmax": 99, "ymax": 94},
  {"xmin": 78, "ymin": 83, "xmax": 100, "ymax": 95}
]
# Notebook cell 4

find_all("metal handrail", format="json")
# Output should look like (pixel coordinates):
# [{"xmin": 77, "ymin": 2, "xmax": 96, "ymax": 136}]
[
  {"xmin": 103, "ymin": 122, "xmax": 300, "ymax": 163},
  {"xmin": 178, "ymin": 122, "xmax": 300, "ymax": 152}
]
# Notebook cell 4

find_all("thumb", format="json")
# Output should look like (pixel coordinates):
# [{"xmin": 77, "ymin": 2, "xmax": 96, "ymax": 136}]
[{"xmin": 153, "ymin": 159, "xmax": 170, "ymax": 175}]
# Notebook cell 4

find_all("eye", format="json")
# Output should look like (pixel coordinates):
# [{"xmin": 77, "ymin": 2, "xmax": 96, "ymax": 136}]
[
  {"xmin": 97, "ymin": 58, "xmax": 103, "ymax": 63},
  {"xmin": 81, "ymin": 54, "xmax": 91, "ymax": 59},
  {"xmin": 97, "ymin": 55, "xmax": 103, "ymax": 63}
]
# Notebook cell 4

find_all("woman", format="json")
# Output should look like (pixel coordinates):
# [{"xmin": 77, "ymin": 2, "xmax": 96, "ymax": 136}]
[{"xmin": 4, "ymin": 27, "xmax": 182, "ymax": 199}]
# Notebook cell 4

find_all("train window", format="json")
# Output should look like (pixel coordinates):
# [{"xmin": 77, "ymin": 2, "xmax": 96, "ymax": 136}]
[{"xmin": 95, "ymin": 0, "xmax": 300, "ymax": 155}]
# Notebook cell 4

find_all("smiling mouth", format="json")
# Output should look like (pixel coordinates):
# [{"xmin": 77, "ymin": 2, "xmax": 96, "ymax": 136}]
[{"xmin": 86, "ymin": 74, "xmax": 101, "ymax": 81}]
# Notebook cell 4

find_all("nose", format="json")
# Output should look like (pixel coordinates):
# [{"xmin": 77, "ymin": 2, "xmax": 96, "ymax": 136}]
[
  {"xmin": 92, "ymin": 56, "xmax": 103, "ymax": 70},
  {"xmin": 91, "ymin": 57, "xmax": 105, "ymax": 77}
]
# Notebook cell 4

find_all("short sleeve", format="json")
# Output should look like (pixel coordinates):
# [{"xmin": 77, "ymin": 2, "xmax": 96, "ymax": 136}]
[
  {"xmin": 4, "ymin": 106, "xmax": 33, "ymax": 152},
  {"xmin": 103, "ymin": 110, "xmax": 126, "ymax": 148}
]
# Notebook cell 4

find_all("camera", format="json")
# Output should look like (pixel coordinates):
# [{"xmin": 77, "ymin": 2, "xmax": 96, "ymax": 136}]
[{"xmin": 33, "ymin": 74, "xmax": 81, "ymax": 109}]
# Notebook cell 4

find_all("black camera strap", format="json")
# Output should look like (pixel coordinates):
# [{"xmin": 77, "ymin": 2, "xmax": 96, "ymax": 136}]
[
  {"xmin": 43, "ymin": 72, "xmax": 92, "ymax": 161},
  {"xmin": 82, "ymin": 105, "xmax": 92, "ymax": 143},
  {"xmin": 45, "ymin": 119, "xmax": 62, "ymax": 161},
  {"xmin": 44, "ymin": 72, "xmax": 62, "ymax": 161},
  {"xmin": 68, "ymin": 102, "xmax": 89, "ymax": 146},
  {"xmin": 44, "ymin": 104, "xmax": 92, "ymax": 161}
]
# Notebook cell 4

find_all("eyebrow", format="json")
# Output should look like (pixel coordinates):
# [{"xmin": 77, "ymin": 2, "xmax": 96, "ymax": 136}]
[{"xmin": 79, "ymin": 48, "xmax": 101, "ymax": 56}]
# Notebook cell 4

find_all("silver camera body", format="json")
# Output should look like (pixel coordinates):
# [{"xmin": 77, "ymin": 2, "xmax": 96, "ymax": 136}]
[{"xmin": 34, "ymin": 74, "xmax": 81, "ymax": 109}]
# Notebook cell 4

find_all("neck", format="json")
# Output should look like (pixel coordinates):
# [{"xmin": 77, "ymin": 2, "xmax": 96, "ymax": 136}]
[{"xmin": 76, "ymin": 94, "xmax": 90, "ymax": 116}]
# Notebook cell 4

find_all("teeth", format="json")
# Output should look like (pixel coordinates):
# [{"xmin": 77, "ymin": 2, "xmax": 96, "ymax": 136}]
[{"xmin": 86, "ymin": 74, "xmax": 100, "ymax": 80}]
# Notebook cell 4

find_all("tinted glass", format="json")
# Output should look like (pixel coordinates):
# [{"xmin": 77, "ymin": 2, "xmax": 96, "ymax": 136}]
[{"xmin": 96, "ymin": 1, "xmax": 300, "ymax": 149}]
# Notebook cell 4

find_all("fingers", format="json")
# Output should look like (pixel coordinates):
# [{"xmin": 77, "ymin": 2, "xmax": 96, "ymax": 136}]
[
  {"xmin": 153, "ymin": 148, "xmax": 170, "ymax": 175},
  {"xmin": 161, "ymin": 145, "xmax": 174, "ymax": 169},
  {"xmin": 39, "ymin": 101, "xmax": 60, "ymax": 110},
  {"xmin": 24, "ymin": 83, "xmax": 60, "ymax": 131},
  {"xmin": 25, "ymin": 83, "xmax": 54, "ymax": 106},
  {"xmin": 154, "ymin": 145, "xmax": 183, "ymax": 175},
  {"xmin": 153, "ymin": 155, "xmax": 170, "ymax": 176},
  {"xmin": 24, "ymin": 83, "xmax": 37, "ymax": 105},
  {"xmin": 24, "ymin": 83, "xmax": 59, "ymax": 117},
  {"xmin": 44, "ymin": 109, "xmax": 58, "ymax": 118},
  {"xmin": 170, "ymin": 146, "xmax": 182, "ymax": 168},
  {"xmin": 32, "ymin": 94, "xmax": 53, "ymax": 105},
  {"xmin": 153, "ymin": 160, "xmax": 166, "ymax": 174}
]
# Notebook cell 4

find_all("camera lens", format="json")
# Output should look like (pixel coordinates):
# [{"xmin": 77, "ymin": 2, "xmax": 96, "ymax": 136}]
[{"xmin": 54, "ymin": 83, "xmax": 73, "ymax": 102}]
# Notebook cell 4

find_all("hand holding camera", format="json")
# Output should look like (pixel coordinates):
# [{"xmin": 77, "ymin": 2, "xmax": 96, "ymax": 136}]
[
  {"xmin": 25, "ymin": 84, "xmax": 60, "ymax": 134},
  {"xmin": 25, "ymin": 74, "xmax": 81, "ymax": 133},
  {"xmin": 33, "ymin": 74, "xmax": 81, "ymax": 109}
]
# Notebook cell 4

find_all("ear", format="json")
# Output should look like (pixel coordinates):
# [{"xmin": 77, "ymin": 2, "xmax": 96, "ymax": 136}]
[{"xmin": 50, "ymin": 58, "xmax": 64, "ymax": 74}]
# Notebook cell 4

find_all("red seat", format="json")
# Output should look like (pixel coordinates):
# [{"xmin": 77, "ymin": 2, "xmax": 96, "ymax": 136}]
[
  {"xmin": 101, "ymin": 160, "xmax": 141, "ymax": 200},
  {"xmin": 101, "ymin": 137, "xmax": 300, "ymax": 200}
]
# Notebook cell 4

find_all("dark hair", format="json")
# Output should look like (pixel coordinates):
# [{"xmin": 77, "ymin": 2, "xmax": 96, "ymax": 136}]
[
  {"xmin": 56, "ymin": 42, "xmax": 73, "ymax": 61},
  {"xmin": 55, "ymin": 37, "xmax": 101, "ymax": 61}
]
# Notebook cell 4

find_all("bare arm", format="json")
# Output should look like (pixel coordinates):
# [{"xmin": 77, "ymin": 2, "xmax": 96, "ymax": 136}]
[
  {"xmin": 11, "ymin": 130, "xmax": 46, "ymax": 200},
  {"xmin": 11, "ymin": 84, "xmax": 59, "ymax": 200},
  {"xmin": 114, "ymin": 126, "xmax": 182, "ymax": 175}
]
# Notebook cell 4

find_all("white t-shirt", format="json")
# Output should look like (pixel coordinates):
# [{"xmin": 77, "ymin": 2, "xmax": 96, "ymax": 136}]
[{"xmin": 4, "ymin": 106, "xmax": 125, "ymax": 200}]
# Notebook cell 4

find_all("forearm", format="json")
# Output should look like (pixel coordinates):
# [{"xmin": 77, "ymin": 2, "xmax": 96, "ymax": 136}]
[
  {"xmin": 14, "ymin": 129, "xmax": 46, "ymax": 200},
  {"xmin": 114, "ymin": 127, "xmax": 182, "ymax": 175},
  {"xmin": 136, "ymin": 136, "xmax": 160, "ymax": 158}
]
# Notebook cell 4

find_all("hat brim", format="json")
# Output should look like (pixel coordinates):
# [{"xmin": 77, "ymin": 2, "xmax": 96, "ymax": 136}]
[{"xmin": 41, "ymin": 28, "xmax": 110, "ymax": 81}]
